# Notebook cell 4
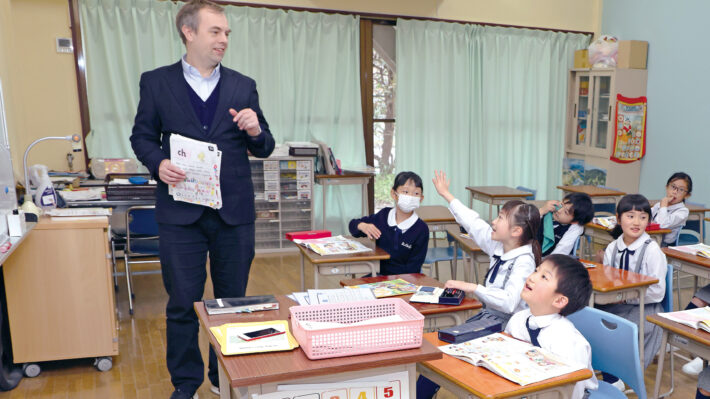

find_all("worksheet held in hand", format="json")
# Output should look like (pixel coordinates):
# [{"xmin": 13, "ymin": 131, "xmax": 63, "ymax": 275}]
[{"xmin": 169, "ymin": 134, "xmax": 222, "ymax": 209}]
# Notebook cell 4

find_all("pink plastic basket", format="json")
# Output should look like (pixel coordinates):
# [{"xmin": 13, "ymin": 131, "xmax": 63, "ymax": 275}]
[{"xmin": 290, "ymin": 298, "xmax": 424, "ymax": 360}]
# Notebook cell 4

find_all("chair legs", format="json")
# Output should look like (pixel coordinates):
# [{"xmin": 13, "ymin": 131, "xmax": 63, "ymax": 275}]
[{"xmin": 123, "ymin": 252, "xmax": 134, "ymax": 316}]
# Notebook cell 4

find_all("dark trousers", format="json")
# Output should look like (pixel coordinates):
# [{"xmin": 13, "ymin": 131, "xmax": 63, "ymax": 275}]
[{"xmin": 159, "ymin": 208, "xmax": 255, "ymax": 393}]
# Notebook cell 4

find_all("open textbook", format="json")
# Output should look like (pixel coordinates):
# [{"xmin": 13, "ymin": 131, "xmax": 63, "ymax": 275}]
[
  {"xmin": 169, "ymin": 134, "xmax": 222, "ymax": 209},
  {"xmin": 592, "ymin": 215, "xmax": 616, "ymax": 229},
  {"xmin": 658, "ymin": 306, "xmax": 710, "ymax": 333},
  {"xmin": 293, "ymin": 235, "xmax": 372, "ymax": 256},
  {"xmin": 345, "ymin": 279, "xmax": 418, "ymax": 298},
  {"xmin": 439, "ymin": 333, "xmax": 585, "ymax": 386},
  {"xmin": 669, "ymin": 243, "xmax": 710, "ymax": 259}
]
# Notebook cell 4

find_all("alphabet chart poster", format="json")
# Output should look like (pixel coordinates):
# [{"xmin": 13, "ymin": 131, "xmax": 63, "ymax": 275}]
[
  {"xmin": 169, "ymin": 134, "xmax": 222, "ymax": 209},
  {"xmin": 252, "ymin": 371, "xmax": 408, "ymax": 399}
]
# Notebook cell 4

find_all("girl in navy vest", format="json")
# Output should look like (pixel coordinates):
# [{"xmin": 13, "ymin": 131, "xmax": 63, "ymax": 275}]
[{"xmin": 349, "ymin": 171, "xmax": 429, "ymax": 275}]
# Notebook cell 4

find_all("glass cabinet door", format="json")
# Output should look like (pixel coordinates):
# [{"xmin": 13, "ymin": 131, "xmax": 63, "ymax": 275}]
[
  {"xmin": 592, "ymin": 75, "xmax": 612, "ymax": 150},
  {"xmin": 574, "ymin": 74, "xmax": 590, "ymax": 147}
]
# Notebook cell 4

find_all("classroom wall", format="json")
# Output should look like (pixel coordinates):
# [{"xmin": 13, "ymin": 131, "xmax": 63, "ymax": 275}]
[
  {"xmin": 601, "ymin": 0, "xmax": 710, "ymax": 208},
  {"xmin": 1, "ymin": 0, "xmax": 85, "ymax": 182},
  {"xmin": 0, "ymin": 0, "xmax": 600, "ymax": 186}
]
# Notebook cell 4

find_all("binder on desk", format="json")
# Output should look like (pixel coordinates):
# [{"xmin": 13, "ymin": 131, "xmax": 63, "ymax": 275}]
[{"xmin": 314, "ymin": 140, "xmax": 341, "ymax": 175}]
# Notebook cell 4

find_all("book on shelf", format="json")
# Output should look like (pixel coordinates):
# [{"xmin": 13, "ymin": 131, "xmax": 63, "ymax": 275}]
[
  {"xmin": 285, "ymin": 141, "xmax": 319, "ymax": 157},
  {"xmin": 292, "ymin": 235, "xmax": 372, "ymax": 256},
  {"xmin": 658, "ymin": 306, "xmax": 710, "ymax": 333},
  {"xmin": 409, "ymin": 286, "xmax": 464, "ymax": 305},
  {"xmin": 439, "ymin": 333, "xmax": 586, "ymax": 386},
  {"xmin": 204, "ymin": 295, "xmax": 279, "ymax": 315},
  {"xmin": 345, "ymin": 278, "xmax": 418, "ymax": 298},
  {"xmin": 669, "ymin": 243, "xmax": 710, "ymax": 258}
]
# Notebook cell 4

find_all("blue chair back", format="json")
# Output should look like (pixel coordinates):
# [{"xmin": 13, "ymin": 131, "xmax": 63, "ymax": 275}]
[
  {"xmin": 128, "ymin": 207, "xmax": 159, "ymax": 236},
  {"xmin": 662, "ymin": 264, "xmax": 673, "ymax": 313},
  {"xmin": 516, "ymin": 186, "xmax": 536, "ymax": 200},
  {"xmin": 571, "ymin": 235, "xmax": 581, "ymax": 258},
  {"xmin": 568, "ymin": 307, "xmax": 647, "ymax": 399}
]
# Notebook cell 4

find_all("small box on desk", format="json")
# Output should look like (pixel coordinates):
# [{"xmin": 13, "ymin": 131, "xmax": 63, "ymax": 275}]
[
  {"xmin": 574, "ymin": 49, "xmax": 590, "ymax": 69},
  {"xmin": 438, "ymin": 317, "xmax": 502, "ymax": 344},
  {"xmin": 285, "ymin": 230, "xmax": 331, "ymax": 241},
  {"xmin": 617, "ymin": 40, "xmax": 648, "ymax": 69}
]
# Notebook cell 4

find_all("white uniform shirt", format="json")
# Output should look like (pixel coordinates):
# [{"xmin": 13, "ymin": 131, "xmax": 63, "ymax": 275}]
[
  {"xmin": 550, "ymin": 222, "xmax": 584, "ymax": 256},
  {"xmin": 505, "ymin": 309, "xmax": 599, "ymax": 399},
  {"xmin": 449, "ymin": 199, "xmax": 535, "ymax": 314},
  {"xmin": 651, "ymin": 202, "xmax": 689, "ymax": 245},
  {"xmin": 603, "ymin": 232, "xmax": 667, "ymax": 304},
  {"xmin": 182, "ymin": 55, "xmax": 221, "ymax": 101}
]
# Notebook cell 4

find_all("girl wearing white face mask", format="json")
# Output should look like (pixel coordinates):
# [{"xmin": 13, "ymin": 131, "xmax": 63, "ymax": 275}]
[{"xmin": 348, "ymin": 171, "xmax": 430, "ymax": 275}]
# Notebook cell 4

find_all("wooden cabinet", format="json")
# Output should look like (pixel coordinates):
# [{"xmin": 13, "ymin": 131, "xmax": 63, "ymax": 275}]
[
  {"xmin": 250, "ymin": 156, "xmax": 314, "ymax": 253},
  {"xmin": 2, "ymin": 217, "xmax": 118, "ymax": 366},
  {"xmin": 565, "ymin": 68, "xmax": 647, "ymax": 193}
]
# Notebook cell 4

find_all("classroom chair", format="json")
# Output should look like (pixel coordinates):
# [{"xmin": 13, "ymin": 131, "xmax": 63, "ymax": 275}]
[
  {"xmin": 658, "ymin": 263, "xmax": 678, "ymax": 398},
  {"xmin": 123, "ymin": 205, "xmax": 160, "ymax": 315},
  {"xmin": 571, "ymin": 235, "xmax": 581, "ymax": 259},
  {"xmin": 515, "ymin": 186, "xmax": 536, "ymax": 200},
  {"xmin": 686, "ymin": 201, "xmax": 707, "ymax": 242},
  {"xmin": 422, "ymin": 234, "xmax": 463, "ymax": 280},
  {"xmin": 676, "ymin": 228, "xmax": 702, "ymax": 246},
  {"xmin": 567, "ymin": 307, "xmax": 647, "ymax": 399}
]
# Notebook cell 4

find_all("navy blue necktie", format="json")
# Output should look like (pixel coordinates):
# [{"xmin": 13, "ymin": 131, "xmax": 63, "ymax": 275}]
[
  {"xmin": 526, "ymin": 316, "xmax": 541, "ymax": 347},
  {"xmin": 487, "ymin": 255, "xmax": 503, "ymax": 284},
  {"xmin": 618, "ymin": 248, "xmax": 635, "ymax": 271}
]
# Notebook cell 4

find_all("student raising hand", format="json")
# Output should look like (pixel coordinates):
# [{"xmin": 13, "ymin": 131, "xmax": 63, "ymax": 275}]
[{"xmin": 432, "ymin": 170, "xmax": 455, "ymax": 203}]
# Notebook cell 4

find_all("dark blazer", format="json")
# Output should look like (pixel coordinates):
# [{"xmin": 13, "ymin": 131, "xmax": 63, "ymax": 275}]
[{"xmin": 130, "ymin": 61, "xmax": 275, "ymax": 226}]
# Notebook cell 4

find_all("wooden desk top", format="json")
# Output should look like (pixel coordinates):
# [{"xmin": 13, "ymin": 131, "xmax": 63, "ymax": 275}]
[
  {"xmin": 420, "ymin": 333, "xmax": 593, "ymax": 399},
  {"xmin": 315, "ymin": 172, "xmax": 374, "ymax": 179},
  {"xmin": 294, "ymin": 236, "xmax": 390, "ymax": 264},
  {"xmin": 556, "ymin": 185, "xmax": 626, "ymax": 197},
  {"xmin": 585, "ymin": 261, "xmax": 659, "ymax": 292},
  {"xmin": 465, "ymin": 186, "xmax": 533, "ymax": 198},
  {"xmin": 194, "ymin": 296, "xmax": 442, "ymax": 388},
  {"xmin": 35, "ymin": 215, "xmax": 109, "ymax": 230},
  {"xmin": 418, "ymin": 205, "xmax": 455, "ymax": 224},
  {"xmin": 647, "ymin": 314, "xmax": 710, "ymax": 347},
  {"xmin": 584, "ymin": 222, "xmax": 671, "ymax": 236},
  {"xmin": 339, "ymin": 273, "xmax": 482, "ymax": 315},
  {"xmin": 649, "ymin": 200, "xmax": 710, "ymax": 213},
  {"xmin": 662, "ymin": 248, "xmax": 710, "ymax": 268},
  {"xmin": 444, "ymin": 225, "xmax": 483, "ymax": 253}
]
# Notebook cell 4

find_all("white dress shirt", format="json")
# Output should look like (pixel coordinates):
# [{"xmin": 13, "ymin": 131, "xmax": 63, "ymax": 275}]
[
  {"xmin": 182, "ymin": 55, "xmax": 221, "ymax": 101},
  {"xmin": 505, "ymin": 309, "xmax": 599, "ymax": 399},
  {"xmin": 550, "ymin": 222, "xmax": 584, "ymax": 256},
  {"xmin": 651, "ymin": 202, "xmax": 689, "ymax": 245},
  {"xmin": 603, "ymin": 232, "xmax": 667, "ymax": 304},
  {"xmin": 386, "ymin": 208, "xmax": 419, "ymax": 233},
  {"xmin": 449, "ymin": 199, "xmax": 535, "ymax": 314}
]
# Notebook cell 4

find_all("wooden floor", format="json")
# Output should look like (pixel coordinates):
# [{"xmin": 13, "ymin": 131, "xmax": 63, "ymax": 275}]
[{"xmin": 0, "ymin": 251, "xmax": 702, "ymax": 398}]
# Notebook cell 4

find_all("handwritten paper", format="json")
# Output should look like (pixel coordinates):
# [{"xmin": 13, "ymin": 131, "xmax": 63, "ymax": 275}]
[{"xmin": 169, "ymin": 134, "xmax": 222, "ymax": 209}]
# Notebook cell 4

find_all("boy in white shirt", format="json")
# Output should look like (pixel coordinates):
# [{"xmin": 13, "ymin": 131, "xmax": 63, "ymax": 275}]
[{"xmin": 505, "ymin": 254, "xmax": 598, "ymax": 399}]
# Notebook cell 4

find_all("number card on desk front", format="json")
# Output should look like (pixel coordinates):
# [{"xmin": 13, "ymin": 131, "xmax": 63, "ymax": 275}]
[{"xmin": 252, "ymin": 371, "xmax": 406, "ymax": 399}]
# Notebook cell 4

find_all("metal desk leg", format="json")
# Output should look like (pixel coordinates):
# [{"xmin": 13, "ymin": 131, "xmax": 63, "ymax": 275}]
[
  {"xmin": 452, "ymin": 241, "xmax": 458, "ymax": 280},
  {"xmin": 653, "ymin": 331, "xmax": 669, "ymax": 399},
  {"xmin": 300, "ymin": 254, "xmax": 306, "ymax": 291},
  {"xmin": 362, "ymin": 181, "xmax": 368, "ymax": 216},
  {"xmin": 322, "ymin": 182, "xmax": 327, "ymax": 230},
  {"xmin": 639, "ymin": 288, "xmax": 645, "ymax": 367}
]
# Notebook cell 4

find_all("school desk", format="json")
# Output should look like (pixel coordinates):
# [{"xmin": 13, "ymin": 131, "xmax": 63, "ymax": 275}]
[
  {"xmin": 650, "ymin": 200, "xmax": 710, "ymax": 239},
  {"xmin": 417, "ymin": 205, "xmax": 457, "ymax": 251},
  {"xmin": 417, "ymin": 332, "xmax": 593, "ymax": 399},
  {"xmin": 293, "ymin": 236, "xmax": 390, "ymax": 290},
  {"xmin": 662, "ymin": 247, "xmax": 710, "ymax": 305},
  {"xmin": 444, "ymin": 225, "xmax": 489, "ymax": 282},
  {"xmin": 586, "ymin": 260, "xmax": 659, "ymax": 367},
  {"xmin": 584, "ymin": 221, "xmax": 669, "ymax": 249},
  {"xmin": 315, "ymin": 171, "xmax": 374, "ymax": 230},
  {"xmin": 194, "ymin": 296, "xmax": 442, "ymax": 399},
  {"xmin": 556, "ymin": 185, "xmax": 625, "ymax": 205},
  {"xmin": 465, "ymin": 186, "xmax": 533, "ymax": 220},
  {"xmin": 648, "ymin": 314, "xmax": 710, "ymax": 399},
  {"xmin": 339, "ymin": 273, "xmax": 482, "ymax": 330}
]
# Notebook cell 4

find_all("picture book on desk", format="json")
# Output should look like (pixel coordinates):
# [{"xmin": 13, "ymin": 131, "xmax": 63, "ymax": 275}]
[
  {"xmin": 293, "ymin": 235, "xmax": 372, "ymax": 256},
  {"xmin": 439, "ymin": 333, "xmax": 586, "ymax": 386},
  {"xmin": 345, "ymin": 279, "xmax": 418, "ymax": 298},
  {"xmin": 669, "ymin": 243, "xmax": 710, "ymax": 259},
  {"xmin": 203, "ymin": 295, "xmax": 278, "ymax": 315},
  {"xmin": 659, "ymin": 306, "xmax": 710, "ymax": 333}
]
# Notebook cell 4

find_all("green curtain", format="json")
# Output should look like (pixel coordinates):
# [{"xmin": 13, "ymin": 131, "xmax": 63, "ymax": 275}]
[
  {"xmin": 79, "ymin": 0, "xmax": 364, "ymax": 233},
  {"xmin": 396, "ymin": 19, "xmax": 590, "ymax": 209}
]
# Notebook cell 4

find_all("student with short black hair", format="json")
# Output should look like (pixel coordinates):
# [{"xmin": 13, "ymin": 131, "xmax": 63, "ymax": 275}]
[
  {"xmin": 348, "ymin": 171, "xmax": 429, "ymax": 275},
  {"xmin": 651, "ymin": 172, "xmax": 693, "ymax": 247},
  {"xmin": 537, "ymin": 193, "xmax": 594, "ymax": 257},
  {"xmin": 505, "ymin": 254, "xmax": 598, "ymax": 399}
]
